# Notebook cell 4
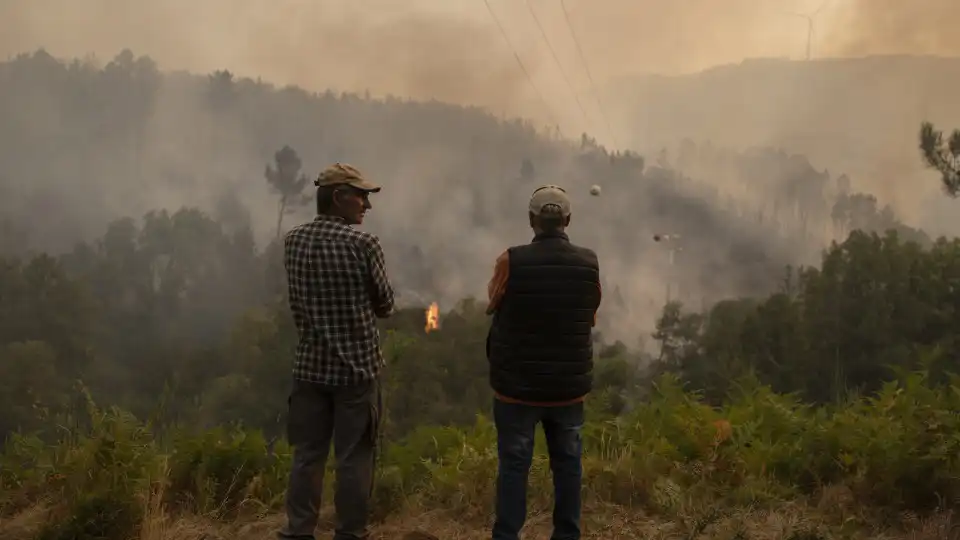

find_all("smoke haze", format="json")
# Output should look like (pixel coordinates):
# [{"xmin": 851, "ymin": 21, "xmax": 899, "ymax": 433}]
[
  {"xmin": 5, "ymin": 0, "xmax": 958, "ymax": 136},
  {"xmin": 821, "ymin": 0, "xmax": 960, "ymax": 57},
  {"xmin": 0, "ymin": 0, "xmax": 958, "ymax": 343}
]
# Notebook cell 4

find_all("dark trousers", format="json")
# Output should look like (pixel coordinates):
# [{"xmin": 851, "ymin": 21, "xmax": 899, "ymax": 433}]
[
  {"xmin": 278, "ymin": 377, "xmax": 381, "ymax": 540},
  {"xmin": 492, "ymin": 398, "xmax": 584, "ymax": 540}
]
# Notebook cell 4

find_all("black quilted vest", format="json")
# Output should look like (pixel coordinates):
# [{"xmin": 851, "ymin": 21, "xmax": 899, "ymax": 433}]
[{"xmin": 487, "ymin": 230, "xmax": 600, "ymax": 402}]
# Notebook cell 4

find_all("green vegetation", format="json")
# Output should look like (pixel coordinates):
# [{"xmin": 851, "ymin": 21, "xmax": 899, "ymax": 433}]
[
  {"xmin": 6, "ymin": 366, "xmax": 960, "ymax": 538},
  {"xmin": 5, "ymin": 222, "xmax": 960, "ymax": 538}
]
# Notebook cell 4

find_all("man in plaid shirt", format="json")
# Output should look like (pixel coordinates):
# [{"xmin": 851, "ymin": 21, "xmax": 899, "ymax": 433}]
[{"xmin": 279, "ymin": 163, "xmax": 395, "ymax": 540}]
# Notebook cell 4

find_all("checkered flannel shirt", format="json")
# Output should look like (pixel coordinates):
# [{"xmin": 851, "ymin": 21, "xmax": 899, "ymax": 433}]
[{"xmin": 283, "ymin": 214, "xmax": 395, "ymax": 385}]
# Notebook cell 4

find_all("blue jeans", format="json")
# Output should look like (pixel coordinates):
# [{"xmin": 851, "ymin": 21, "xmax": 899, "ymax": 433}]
[{"xmin": 492, "ymin": 398, "xmax": 584, "ymax": 540}]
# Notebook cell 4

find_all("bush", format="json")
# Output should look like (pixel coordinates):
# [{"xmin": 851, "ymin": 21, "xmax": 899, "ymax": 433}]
[
  {"xmin": 165, "ymin": 426, "xmax": 290, "ymax": 518},
  {"xmin": 5, "ymin": 371, "xmax": 960, "ymax": 537},
  {"xmin": 1, "ymin": 391, "xmax": 160, "ymax": 539}
]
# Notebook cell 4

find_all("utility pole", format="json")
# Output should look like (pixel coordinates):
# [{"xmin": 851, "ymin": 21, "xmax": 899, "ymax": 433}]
[
  {"xmin": 653, "ymin": 233, "xmax": 683, "ymax": 305},
  {"xmin": 780, "ymin": 0, "xmax": 831, "ymax": 60}
]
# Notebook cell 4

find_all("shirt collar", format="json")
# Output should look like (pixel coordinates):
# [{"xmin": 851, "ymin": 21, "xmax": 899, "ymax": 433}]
[
  {"xmin": 533, "ymin": 230, "xmax": 569, "ymax": 242},
  {"xmin": 314, "ymin": 214, "xmax": 347, "ymax": 224}
]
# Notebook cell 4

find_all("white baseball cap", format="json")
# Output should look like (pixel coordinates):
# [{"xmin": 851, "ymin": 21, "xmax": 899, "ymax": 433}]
[{"xmin": 528, "ymin": 185, "xmax": 571, "ymax": 217}]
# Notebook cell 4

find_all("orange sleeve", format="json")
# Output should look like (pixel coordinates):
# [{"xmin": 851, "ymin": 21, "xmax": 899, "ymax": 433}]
[{"xmin": 486, "ymin": 250, "xmax": 510, "ymax": 314}]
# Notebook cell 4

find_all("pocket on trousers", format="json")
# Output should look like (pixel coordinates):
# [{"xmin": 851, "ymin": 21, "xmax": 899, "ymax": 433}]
[
  {"xmin": 368, "ymin": 379, "xmax": 382, "ymax": 447},
  {"xmin": 366, "ymin": 380, "xmax": 383, "ymax": 500},
  {"xmin": 285, "ymin": 391, "xmax": 304, "ymax": 445}
]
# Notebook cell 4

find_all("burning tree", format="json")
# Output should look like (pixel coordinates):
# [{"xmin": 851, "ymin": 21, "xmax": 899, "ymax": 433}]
[{"xmin": 425, "ymin": 302, "xmax": 439, "ymax": 333}]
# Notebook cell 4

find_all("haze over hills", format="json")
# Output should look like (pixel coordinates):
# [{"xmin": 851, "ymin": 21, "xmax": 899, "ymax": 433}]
[
  {"xmin": 3, "ymin": 3, "xmax": 960, "ymax": 345},
  {"xmin": 3, "ymin": 0, "xmax": 959, "ymax": 244},
  {"xmin": 602, "ymin": 54, "xmax": 960, "ymax": 237},
  {"xmin": 0, "ymin": 48, "xmax": 939, "ymax": 345}
]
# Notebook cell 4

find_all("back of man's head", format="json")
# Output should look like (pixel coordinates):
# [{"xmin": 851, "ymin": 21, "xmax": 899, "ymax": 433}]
[{"xmin": 528, "ymin": 185, "xmax": 571, "ymax": 233}]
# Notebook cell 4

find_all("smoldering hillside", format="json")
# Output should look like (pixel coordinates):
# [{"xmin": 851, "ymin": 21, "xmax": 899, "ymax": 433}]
[
  {"xmin": 606, "ymin": 55, "xmax": 960, "ymax": 238},
  {"xmin": 0, "ymin": 50, "xmax": 933, "ymax": 344}
]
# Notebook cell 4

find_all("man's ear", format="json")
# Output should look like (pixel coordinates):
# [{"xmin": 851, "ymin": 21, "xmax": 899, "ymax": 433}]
[{"xmin": 564, "ymin": 214, "xmax": 572, "ymax": 227}]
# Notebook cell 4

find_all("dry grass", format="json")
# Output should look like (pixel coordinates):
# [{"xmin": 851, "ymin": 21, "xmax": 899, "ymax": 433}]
[
  {"xmin": 0, "ymin": 503, "xmax": 47, "ymax": 540},
  {"xmin": 5, "ymin": 501, "xmax": 960, "ymax": 540}
]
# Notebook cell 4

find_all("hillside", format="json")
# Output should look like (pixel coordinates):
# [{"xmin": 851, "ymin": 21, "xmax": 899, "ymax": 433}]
[
  {"xmin": 0, "ymin": 49, "xmax": 935, "ymax": 341},
  {"xmin": 604, "ymin": 55, "xmax": 960, "ymax": 234}
]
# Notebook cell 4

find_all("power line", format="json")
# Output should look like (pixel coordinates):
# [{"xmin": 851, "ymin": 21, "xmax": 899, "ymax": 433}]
[
  {"xmin": 523, "ymin": 0, "xmax": 594, "ymax": 135},
  {"xmin": 558, "ymin": 0, "xmax": 618, "ymax": 149},
  {"xmin": 481, "ymin": 0, "xmax": 563, "ymax": 138}
]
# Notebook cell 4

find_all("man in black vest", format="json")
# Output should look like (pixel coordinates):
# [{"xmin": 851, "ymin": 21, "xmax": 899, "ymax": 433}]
[{"xmin": 486, "ymin": 184, "xmax": 602, "ymax": 540}]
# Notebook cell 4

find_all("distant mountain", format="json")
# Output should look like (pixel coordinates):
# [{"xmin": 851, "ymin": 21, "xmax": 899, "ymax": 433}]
[{"xmin": 602, "ymin": 55, "xmax": 960, "ymax": 233}]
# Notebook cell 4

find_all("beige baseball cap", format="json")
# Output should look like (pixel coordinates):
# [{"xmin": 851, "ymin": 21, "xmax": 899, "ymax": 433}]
[
  {"xmin": 315, "ymin": 162, "xmax": 381, "ymax": 192},
  {"xmin": 528, "ymin": 185, "xmax": 571, "ymax": 217}
]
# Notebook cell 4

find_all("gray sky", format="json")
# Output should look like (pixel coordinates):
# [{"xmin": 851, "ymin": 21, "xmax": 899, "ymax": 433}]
[{"xmin": 3, "ymin": 0, "xmax": 957, "ymax": 140}]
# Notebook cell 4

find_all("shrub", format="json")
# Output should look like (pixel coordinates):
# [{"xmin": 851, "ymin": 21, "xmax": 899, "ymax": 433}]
[
  {"xmin": 6, "ymin": 371, "xmax": 960, "ymax": 536},
  {"xmin": 165, "ymin": 426, "xmax": 289, "ymax": 518}
]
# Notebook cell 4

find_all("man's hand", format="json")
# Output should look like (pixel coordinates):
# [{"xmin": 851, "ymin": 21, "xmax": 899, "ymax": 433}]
[{"xmin": 364, "ymin": 235, "xmax": 396, "ymax": 318}]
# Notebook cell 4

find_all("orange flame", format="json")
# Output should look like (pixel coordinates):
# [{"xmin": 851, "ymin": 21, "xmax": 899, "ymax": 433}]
[{"xmin": 425, "ymin": 302, "xmax": 439, "ymax": 333}]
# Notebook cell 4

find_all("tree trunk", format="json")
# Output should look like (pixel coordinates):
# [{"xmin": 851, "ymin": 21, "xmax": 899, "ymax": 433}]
[{"xmin": 275, "ymin": 197, "xmax": 286, "ymax": 239}]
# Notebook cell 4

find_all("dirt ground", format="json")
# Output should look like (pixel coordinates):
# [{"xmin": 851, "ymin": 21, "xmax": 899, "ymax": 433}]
[{"xmin": 3, "ymin": 501, "xmax": 959, "ymax": 540}]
